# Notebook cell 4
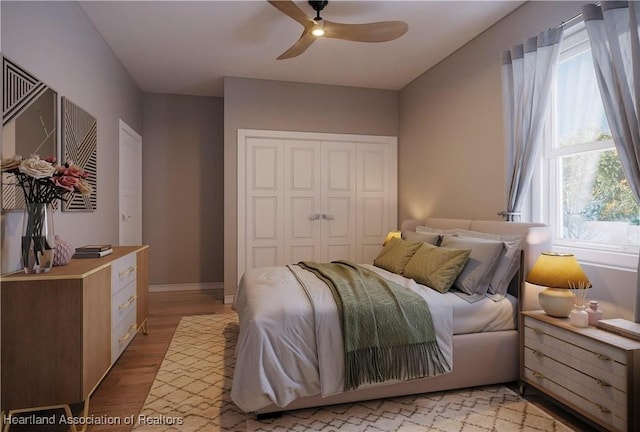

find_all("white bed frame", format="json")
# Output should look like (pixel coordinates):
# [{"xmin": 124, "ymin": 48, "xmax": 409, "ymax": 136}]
[{"xmin": 256, "ymin": 218, "xmax": 552, "ymax": 415}]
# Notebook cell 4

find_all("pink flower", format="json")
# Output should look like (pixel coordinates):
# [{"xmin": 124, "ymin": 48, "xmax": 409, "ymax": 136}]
[{"xmin": 52, "ymin": 175, "xmax": 80, "ymax": 191}]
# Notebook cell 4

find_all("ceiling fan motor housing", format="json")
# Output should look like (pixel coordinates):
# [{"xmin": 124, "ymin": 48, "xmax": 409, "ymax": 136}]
[{"xmin": 309, "ymin": 1, "xmax": 328, "ymax": 21}]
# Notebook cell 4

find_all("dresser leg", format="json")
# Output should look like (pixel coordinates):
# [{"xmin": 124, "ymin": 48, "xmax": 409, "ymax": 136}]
[
  {"xmin": 1, "ymin": 396, "xmax": 91, "ymax": 432},
  {"xmin": 518, "ymin": 380, "xmax": 526, "ymax": 396},
  {"xmin": 141, "ymin": 319, "xmax": 149, "ymax": 335}
]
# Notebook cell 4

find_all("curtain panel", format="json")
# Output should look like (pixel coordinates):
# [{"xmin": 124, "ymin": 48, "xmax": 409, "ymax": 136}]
[
  {"xmin": 500, "ymin": 27, "xmax": 564, "ymax": 222},
  {"xmin": 583, "ymin": 1, "xmax": 640, "ymax": 322}
]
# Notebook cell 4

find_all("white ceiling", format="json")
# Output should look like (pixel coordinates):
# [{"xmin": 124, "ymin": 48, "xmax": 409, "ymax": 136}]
[{"xmin": 79, "ymin": 0, "xmax": 525, "ymax": 98}]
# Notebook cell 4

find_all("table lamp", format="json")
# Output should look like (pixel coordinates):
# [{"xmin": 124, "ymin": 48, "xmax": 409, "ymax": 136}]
[
  {"xmin": 526, "ymin": 252, "xmax": 592, "ymax": 318},
  {"xmin": 383, "ymin": 230, "xmax": 401, "ymax": 246}
]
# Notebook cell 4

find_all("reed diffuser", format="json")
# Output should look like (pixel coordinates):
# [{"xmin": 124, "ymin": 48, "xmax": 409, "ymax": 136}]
[{"xmin": 569, "ymin": 280, "xmax": 589, "ymax": 327}]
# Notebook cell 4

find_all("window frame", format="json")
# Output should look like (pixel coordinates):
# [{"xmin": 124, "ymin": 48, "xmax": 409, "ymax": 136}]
[{"xmin": 531, "ymin": 21, "xmax": 639, "ymax": 270}]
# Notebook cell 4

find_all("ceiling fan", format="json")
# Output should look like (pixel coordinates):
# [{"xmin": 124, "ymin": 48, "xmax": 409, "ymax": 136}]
[{"xmin": 268, "ymin": 0, "xmax": 409, "ymax": 60}]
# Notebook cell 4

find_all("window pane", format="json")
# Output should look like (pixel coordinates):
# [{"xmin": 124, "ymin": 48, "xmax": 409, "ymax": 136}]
[
  {"xmin": 561, "ymin": 149, "xmax": 640, "ymax": 246},
  {"xmin": 556, "ymin": 49, "xmax": 611, "ymax": 147}
]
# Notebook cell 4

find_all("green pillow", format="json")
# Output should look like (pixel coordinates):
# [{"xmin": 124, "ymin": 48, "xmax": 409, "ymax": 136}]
[
  {"xmin": 403, "ymin": 243, "xmax": 471, "ymax": 293},
  {"xmin": 373, "ymin": 237, "xmax": 422, "ymax": 274}
]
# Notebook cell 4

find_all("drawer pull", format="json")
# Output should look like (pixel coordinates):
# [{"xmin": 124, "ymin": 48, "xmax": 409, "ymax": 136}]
[
  {"xmin": 597, "ymin": 405, "xmax": 611, "ymax": 414},
  {"xmin": 532, "ymin": 349, "xmax": 545, "ymax": 358},
  {"xmin": 119, "ymin": 294, "xmax": 137, "ymax": 311},
  {"xmin": 118, "ymin": 323, "xmax": 138, "ymax": 344},
  {"xmin": 532, "ymin": 371, "xmax": 545, "ymax": 379},
  {"xmin": 118, "ymin": 265, "xmax": 136, "ymax": 279},
  {"xmin": 533, "ymin": 328, "xmax": 544, "ymax": 336},
  {"xmin": 595, "ymin": 379, "xmax": 611, "ymax": 387},
  {"xmin": 595, "ymin": 353, "xmax": 611, "ymax": 361}
]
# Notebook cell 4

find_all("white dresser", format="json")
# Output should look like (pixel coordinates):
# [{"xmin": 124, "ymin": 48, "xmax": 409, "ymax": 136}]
[{"xmin": 521, "ymin": 311, "xmax": 640, "ymax": 432}]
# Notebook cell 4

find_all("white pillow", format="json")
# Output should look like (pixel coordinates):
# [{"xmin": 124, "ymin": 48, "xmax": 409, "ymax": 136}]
[
  {"xmin": 453, "ymin": 229, "xmax": 523, "ymax": 298},
  {"xmin": 440, "ymin": 235, "xmax": 505, "ymax": 296}
]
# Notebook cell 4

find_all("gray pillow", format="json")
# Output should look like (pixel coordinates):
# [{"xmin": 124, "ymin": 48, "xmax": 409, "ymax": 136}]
[
  {"xmin": 401, "ymin": 230, "xmax": 440, "ymax": 245},
  {"xmin": 453, "ymin": 229, "xmax": 523, "ymax": 298},
  {"xmin": 440, "ymin": 235, "xmax": 505, "ymax": 296}
]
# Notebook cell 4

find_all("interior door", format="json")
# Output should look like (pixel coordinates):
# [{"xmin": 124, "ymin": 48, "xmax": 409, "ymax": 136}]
[
  {"xmin": 284, "ymin": 141, "xmax": 322, "ymax": 264},
  {"xmin": 321, "ymin": 141, "xmax": 356, "ymax": 262},
  {"xmin": 244, "ymin": 137, "xmax": 284, "ymax": 270},
  {"xmin": 118, "ymin": 119, "xmax": 142, "ymax": 246}
]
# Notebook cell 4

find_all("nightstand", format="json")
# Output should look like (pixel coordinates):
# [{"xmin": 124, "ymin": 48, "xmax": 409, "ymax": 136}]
[{"xmin": 521, "ymin": 310, "xmax": 640, "ymax": 432}]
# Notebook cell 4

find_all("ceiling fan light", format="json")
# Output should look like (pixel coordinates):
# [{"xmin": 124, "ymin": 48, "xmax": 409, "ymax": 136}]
[{"xmin": 311, "ymin": 20, "xmax": 325, "ymax": 37}]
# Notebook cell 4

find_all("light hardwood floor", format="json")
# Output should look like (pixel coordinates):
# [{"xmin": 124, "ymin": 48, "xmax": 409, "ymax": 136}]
[{"xmin": 6, "ymin": 290, "xmax": 601, "ymax": 432}]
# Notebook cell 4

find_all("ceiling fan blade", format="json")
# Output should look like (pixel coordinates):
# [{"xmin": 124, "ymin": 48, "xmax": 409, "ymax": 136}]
[
  {"xmin": 277, "ymin": 30, "xmax": 316, "ymax": 60},
  {"xmin": 268, "ymin": 0, "xmax": 313, "ymax": 30},
  {"xmin": 323, "ymin": 20, "xmax": 409, "ymax": 43}
]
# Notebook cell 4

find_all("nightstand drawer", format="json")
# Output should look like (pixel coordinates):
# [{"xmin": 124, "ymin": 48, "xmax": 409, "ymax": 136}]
[
  {"xmin": 524, "ymin": 367, "xmax": 626, "ymax": 431},
  {"xmin": 524, "ymin": 324, "xmax": 627, "ymax": 389},
  {"xmin": 524, "ymin": 316, "xmax": 627, "ymax": 370},
  {"xmin": 524, "ymin": 346, "xmax": 626, "ymax": 417}
]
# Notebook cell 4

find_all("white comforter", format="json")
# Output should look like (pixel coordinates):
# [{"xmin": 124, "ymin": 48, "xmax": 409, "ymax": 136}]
[{"xmin": 230, "ymin": 264, "xmax": 453, "ymax": 413}]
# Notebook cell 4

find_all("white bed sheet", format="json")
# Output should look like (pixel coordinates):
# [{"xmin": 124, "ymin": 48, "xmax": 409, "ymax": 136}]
[{"xmin": 230, "ymin": 263, "xmax": 516, "ymax": 413}]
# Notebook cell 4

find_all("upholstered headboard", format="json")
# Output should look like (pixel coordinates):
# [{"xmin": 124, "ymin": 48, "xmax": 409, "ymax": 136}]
[{"xmin": 400, "ymin": 218, "xmax": 553, "ymax": 311}]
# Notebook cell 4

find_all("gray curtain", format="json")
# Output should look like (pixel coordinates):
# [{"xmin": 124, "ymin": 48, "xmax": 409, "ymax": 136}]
[
  {"xmin": 500, "ymin": 27, "xmax": 564, "ymax": 221},
  {"xmin": 584, "ymin": 1, "xmax": 640, "ymax": 322}
]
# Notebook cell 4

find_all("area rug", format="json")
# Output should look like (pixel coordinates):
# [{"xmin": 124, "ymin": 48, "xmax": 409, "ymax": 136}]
[{"xmin": 133, "ymin": 314, "xmax": 574, "ymax": 432}]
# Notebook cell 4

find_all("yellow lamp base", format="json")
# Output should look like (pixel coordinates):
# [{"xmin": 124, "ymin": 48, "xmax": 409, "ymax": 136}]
[{"xmin": 538, "ymin": 287, "xmax": 575, "ymax": 318}]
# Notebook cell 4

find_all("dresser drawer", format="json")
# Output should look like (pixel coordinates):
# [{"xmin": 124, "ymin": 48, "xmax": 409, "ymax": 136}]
[
  {"xmin": 111, "ymin": 280, "xmax": 137, "ymax": 330},
  {"xmin": 111, "ymin": 308, "xmax": 137, "ymax": 364},
  {"xmin": 111, "ymin": 253, "xmax": 137, "ymax": 295}
]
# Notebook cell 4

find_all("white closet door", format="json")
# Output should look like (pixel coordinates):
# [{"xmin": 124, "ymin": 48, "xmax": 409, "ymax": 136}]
[
  {"xmin": 283, "ymin": 141, "xmax": 322, "ymax": 264},
  {"xmin": 238, "ymin": 129, "xmax": 397, "ymax": 280},
  {"xmin": 245, "ymin": 138, "xmax": 284, "ymax": 270},
  {"xmin": 357, "ymin": 142, "xmax": 396, "ymax": 264},
  {"xmin": 321, "ymin": 141, "xmax": 357, "ymax": 262}
]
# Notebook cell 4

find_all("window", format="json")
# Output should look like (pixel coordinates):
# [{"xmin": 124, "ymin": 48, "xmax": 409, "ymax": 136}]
[{"xmin": 534, "ymin": 22, "xmax": 640, "ymax": 268}]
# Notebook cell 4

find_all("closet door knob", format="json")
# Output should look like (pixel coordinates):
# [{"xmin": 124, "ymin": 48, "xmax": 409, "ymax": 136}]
[
  {"xmin": 308, "ymin": 213, "xmax": 321, "ymax": 220},
  {"xmin": 322, "ymin": 214, "xmax": 335, "ymax": 220}
]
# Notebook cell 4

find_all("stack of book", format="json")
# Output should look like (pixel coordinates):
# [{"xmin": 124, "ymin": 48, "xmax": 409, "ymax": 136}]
[
  {"xmin": 73, "ymin": 244, "xmax": 113, "ymax": 259},
  {"xmin": 596, "ymin": 318, "xmax": 640, "ymax": 342}
]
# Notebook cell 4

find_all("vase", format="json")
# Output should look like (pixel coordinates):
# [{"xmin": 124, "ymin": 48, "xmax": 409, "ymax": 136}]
[
  {"xmin": 53, "ymin": 235, "xmax": 74, "ymax": 267},
  {"xmin": 569, "ymin": 304, "xmax": 589, "ymax": 328},
  {"xmin": 21, "ymin": 202, "xmax": 55, "ymax": 273}
]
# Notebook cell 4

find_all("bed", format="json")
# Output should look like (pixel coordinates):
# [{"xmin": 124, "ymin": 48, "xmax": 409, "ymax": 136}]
[{"xmin": 231, "ymin": 217, "xmax": 552, "ymax": 415}]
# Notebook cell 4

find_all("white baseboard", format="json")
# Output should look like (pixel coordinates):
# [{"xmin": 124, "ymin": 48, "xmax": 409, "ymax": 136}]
[
  {"xmin": 149, "ymin": 282, "xmax": 223, "ymax": 293},
  {"xmin": 224, "ymin": 295, "xmax": 235, "ymax": 304}
]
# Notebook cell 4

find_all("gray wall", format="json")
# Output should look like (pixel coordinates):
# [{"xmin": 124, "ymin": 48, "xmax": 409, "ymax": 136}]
[
  {"xmin": 142, "ymin": 93, "xmax": 224, "ymax": 286},
  {"xmin": 1, "ymin": 1, "xmax": 142, "ymax": 273},
  {"xmin": 398, "ymin": 0, "xmax": 636, "ymax": 321},
  {"xmin": 224, "ymin": 77, "xmax": 399, "ymax": 298}
]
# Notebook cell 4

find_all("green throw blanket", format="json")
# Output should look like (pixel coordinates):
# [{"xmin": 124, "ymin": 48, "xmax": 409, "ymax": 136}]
[{"xmin": 297, "ymin": 260, "xmax": 450, "ymax": 391}]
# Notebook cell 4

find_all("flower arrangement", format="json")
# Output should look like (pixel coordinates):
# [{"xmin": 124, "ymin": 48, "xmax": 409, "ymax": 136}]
[
  {"xmin": 1, "ymin": 154, "xmax": 92, "ymax": 204},
  {"xmin": 1, "ymin": 154, "xmax": 92, "ymax": 272}
]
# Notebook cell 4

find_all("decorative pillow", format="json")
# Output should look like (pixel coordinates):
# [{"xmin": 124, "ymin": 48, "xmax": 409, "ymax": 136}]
[
  {"xmin": 373, "ymin": 237, "xmax": 422, "ymax": 274},
  {"xmin": 453, "ymin": 230, "xmax": 523, "ymax": 298},
  {"xmin": 402, "ymin": 243, "xmax": 471, "ymax": 293},
  {"xmin": 440, "ymin": 235, "xmax": 505, "ymax": 296},
  {"xmin": 401, "ymin": 230, "xmax": 440, "ymax": 245}
]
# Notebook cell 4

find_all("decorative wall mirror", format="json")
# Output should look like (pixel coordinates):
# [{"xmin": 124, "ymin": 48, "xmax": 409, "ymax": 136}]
[{"xmin": 2, "ymin": 56, "xmax": 58, "ymax": 211}]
